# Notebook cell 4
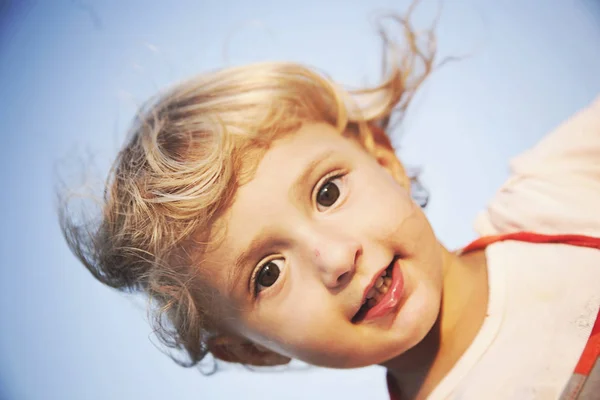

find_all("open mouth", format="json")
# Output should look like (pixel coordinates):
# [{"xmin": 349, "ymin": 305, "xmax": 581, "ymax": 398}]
[{"xmin": 351, "ymin": 258, "xmax": 397, "ymax": 324}]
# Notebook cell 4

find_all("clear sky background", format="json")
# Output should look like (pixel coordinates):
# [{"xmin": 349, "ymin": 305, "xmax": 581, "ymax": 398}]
[{"xmin": 1, "ymin": 0, "xmax": 599, "ymax": 399}]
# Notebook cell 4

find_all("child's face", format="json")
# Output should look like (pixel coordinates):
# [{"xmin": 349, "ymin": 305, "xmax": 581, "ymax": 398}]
[{"xmin": 203, "ymin": 123, "xmax": 444, "ymax": 368}]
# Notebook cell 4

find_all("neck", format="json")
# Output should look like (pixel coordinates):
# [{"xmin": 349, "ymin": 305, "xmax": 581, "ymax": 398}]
[{"xmin": 383, "ymin": 246, "xmax": 489, "ymax": 399}]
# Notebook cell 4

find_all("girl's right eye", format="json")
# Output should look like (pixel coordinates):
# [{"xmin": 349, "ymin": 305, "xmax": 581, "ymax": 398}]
[
  {"xmin": 315, "ymin": 174, "xmax": 345, "ymax": 211},
  {"xmin": 253, "ymin": 259, "xmax": 285, "ymax": 294},
  {"xmin": 316, "ymin": 179, "xmax": 340, "ymax": 207}
]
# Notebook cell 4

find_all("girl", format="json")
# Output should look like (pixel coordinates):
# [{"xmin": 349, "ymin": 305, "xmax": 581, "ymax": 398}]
[{"xmin": 59, "ymin": 7, "xmax": 600, "ymax": 400}]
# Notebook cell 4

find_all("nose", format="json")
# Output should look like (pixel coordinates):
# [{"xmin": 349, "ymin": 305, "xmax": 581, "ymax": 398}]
[{"xmin": 310, "ymin": 230, "xmax": 361, "ymax": 289}]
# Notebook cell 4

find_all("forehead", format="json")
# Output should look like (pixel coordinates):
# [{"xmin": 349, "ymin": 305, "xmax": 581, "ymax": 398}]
[
  {"xmin": 233, "ymin": 122, "xmax": 359, "ymax": 209},
  {"xmin": 218, "ymin": 122, "xmax": 355, "ymax": 233},
  {"xmin": 262, "ymin": 122, "xmax": 352, "ymax": 161}
]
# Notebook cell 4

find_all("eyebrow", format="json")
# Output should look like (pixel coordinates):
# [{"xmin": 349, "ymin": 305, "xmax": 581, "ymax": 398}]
[
  {"xmin": 231, "ymin": 229, "xmax": 270, "ymax": 292},
  {"xmin": 229, "ymin": 149, "xmax": 336, "ymax": 293},
  {"xmin": 289, "ymin": 149, "xmax": 336, "ymax": 202}
]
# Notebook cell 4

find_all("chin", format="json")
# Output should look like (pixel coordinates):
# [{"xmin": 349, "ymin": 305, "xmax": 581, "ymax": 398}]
[
  {"xmin": 386, "ymin": 286, "xmax": 442, "ymax": 358},
  {"xmin": 306, "ymin": 350, "xmax": 383, "ymax": 370}
]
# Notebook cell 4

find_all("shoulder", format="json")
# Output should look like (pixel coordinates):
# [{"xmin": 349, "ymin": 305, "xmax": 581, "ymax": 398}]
[
  {"xmin": 475, "ymin": 96, "xmax": 600, "ymax": 237},
  {"xmin": 509, "ymin": 95, "xmax": 600, "ymax": 177}
]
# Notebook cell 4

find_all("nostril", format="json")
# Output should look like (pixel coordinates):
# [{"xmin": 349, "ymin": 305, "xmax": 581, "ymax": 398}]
[{"xmin": 337, "ymin": 271, "xmax": 350, "ymax": 285}]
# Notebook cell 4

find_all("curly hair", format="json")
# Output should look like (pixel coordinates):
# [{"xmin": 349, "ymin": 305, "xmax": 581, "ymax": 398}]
[{"xmin": 59, "ymin": 6, "xmax": 437, "ymax": 369}]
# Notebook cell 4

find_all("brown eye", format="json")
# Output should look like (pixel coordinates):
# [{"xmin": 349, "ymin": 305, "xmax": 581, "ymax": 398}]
[
  {"xmin": 255, "ymin": 260, "xmax": 282, "ymax": 292},
  {"xmin": 316, "ymin": 180, "xmax": 340, "ymax": 208}
]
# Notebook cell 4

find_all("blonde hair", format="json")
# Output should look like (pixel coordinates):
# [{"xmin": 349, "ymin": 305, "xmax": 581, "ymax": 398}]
[{"xmin": 59, "ymin": 9, "xmax": 438, "ymax": 368}]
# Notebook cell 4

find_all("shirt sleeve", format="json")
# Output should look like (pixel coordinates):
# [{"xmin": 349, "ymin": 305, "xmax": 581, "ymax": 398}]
[{"xmin": 474, "ymin": 96, "xmax": 600, "ymax": 237}]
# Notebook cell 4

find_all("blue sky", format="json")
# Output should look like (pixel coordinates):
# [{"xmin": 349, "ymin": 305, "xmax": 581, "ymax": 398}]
[{"xmin": 1, "ymin": 0, "xmax": 599, "ymax": 399}]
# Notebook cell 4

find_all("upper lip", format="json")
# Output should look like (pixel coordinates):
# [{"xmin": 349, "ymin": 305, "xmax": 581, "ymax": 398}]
[{"xmin": 351, "ymin": 257, "xmax": 395, "ymax": 318}]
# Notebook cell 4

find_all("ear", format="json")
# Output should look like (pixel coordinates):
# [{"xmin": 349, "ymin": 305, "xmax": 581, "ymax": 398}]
[
  {"xmin": 207, "ymin": 335, "xmax": 291, "ymax": 366},
  {"xmin": 367, "ymin": 125, "xmax": 411, "ymax": 191}
]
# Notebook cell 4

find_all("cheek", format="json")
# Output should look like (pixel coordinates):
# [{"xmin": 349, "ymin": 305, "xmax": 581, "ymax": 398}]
[
  {"xmin": 358, "ymin": 170, "xmax": 443, "ymax": 281},
  {"xmin": 356, "ymin": 171, "xmax": 426, "ymax": 249},
  {"xmin": 242, "ymin": 294, "xmax": 349, "ymax": 362}
]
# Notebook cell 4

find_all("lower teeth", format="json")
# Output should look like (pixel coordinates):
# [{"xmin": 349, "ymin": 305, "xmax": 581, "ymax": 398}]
[
  {"xmin": 366, "ymin": 276, "xmax": 392, "ymax": 308},
  {"xmin": 352, "ymin": 264, "xmax": 395, "ymax": 323}
]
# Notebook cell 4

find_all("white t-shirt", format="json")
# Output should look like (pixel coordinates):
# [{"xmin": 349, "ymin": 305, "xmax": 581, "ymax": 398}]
[{"xmin": 428, "ymin": 96, "xmax": 600, "ymax": 400}]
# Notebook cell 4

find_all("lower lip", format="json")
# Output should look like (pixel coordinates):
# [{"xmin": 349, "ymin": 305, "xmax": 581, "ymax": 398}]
[{"xmin": 363, "ymin": 259, "xmax": 404, "ymax": 322}]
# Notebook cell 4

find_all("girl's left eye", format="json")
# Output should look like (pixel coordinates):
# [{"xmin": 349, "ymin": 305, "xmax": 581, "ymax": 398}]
[
  {"xmin": 253, "ymin": 258, "xmax": 285, "ymax": 295},
  {"xmin": 316, "ymin": 175, "xmax": 344, "ymax": 210}
]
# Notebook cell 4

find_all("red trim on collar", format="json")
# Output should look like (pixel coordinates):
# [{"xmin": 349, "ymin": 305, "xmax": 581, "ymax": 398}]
[{"xmin": 386, "ymin": 231, "xmax": 600, "ymax": 399}]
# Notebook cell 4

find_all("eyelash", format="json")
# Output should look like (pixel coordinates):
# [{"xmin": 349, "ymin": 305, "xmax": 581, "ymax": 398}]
[
  {"xmin": 313, "ymin": 170, "xmax": 346, "ymax": 207},
  {"xmin": 251, "ymin": 257, "xmax": 285, "ymax": 297}
]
